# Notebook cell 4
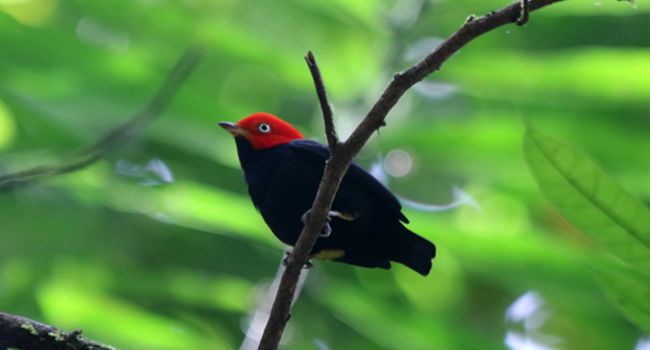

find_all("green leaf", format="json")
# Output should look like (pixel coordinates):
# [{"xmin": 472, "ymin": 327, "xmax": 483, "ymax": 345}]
[
  {"xmin": 594, "ymin": 269, "xmax": 650, "ymax": 332},
  {"xmin": 524, "ymin": 127, "xmax": 650, "ymax": 273}
]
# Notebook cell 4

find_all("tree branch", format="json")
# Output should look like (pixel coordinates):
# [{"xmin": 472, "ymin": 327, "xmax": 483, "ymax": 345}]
[
  {"xmin": 0, "ymin": 311, "xmax": 114, "ymax": 350},
  {"xmin": 258, "ymin": 0, "xmax": 563, "ymax": 349},
  {"xmin": 0, "ymin": 48, "xmax": 202, "ymax": 192},
  {"xmin": 305, "ymin": 50, "xmax": 338, "ymax": 154}
]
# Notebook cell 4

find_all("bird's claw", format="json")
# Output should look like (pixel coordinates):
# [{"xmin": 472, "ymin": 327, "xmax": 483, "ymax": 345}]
[
  {"xmin": 282, "ymin": 251, "xmax": 291, "ymax": 266},
  {"xmin": 300, "ymin": 210, "xmax": 311, "ymax": 224},
  {"xmin": 319, "ymin": 223, "xmax": 332, "ymax": 238},
  {"xmin": 283, "ymin": 251, "xmax": 314, "ymax": 269},
  {"xmin": 301, "ymin": 209, "xmax": 333, "ymax": 238}
]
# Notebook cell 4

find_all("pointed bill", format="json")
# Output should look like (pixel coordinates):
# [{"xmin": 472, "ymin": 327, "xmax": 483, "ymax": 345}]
[{"xmin": 218, "ymin": 121, "xmax": 245, "ymax": 137}]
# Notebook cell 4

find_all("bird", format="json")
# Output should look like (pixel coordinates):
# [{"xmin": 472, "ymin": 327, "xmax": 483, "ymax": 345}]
[{"xmin": 219, "ymin": 112, "xmax": 436, "ymax": 275}]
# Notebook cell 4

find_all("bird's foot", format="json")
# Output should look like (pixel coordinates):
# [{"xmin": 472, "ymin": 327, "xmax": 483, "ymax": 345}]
[
  {"xmin": 282, "ymin": 251, "xmax": 291, "ymax": 266},
  {"xmin": 283, "ymin": 251, "xmax": 314, "ymax": 269},
  {"xmin": 301, "ymin": 209, "xmax": 333, "ymax": 238}
]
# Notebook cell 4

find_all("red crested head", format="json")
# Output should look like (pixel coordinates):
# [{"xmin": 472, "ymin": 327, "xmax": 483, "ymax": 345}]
[{"xmin": 219, "ymin": 112, "xmax": 304, "ymax": 150}]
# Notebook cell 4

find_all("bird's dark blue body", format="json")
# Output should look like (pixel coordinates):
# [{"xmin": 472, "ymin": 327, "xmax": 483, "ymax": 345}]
[{"xmin": 234, "ymin": 137, "xmax": 436, "ymax": 275}]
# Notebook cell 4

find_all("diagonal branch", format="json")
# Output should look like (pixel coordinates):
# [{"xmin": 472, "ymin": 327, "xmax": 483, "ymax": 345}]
[
  {"xmin": 305, "ymin": 50, "xmax": 338, "ymax": 154},
  {"xmin": 258, "ymin": 0, "xmax": 563, "ymax": 349},
  {"xmin": 344, "ymin": 0, "xmax": 559, "ymax": 158},
  {"xmin": 0, "ymin": 48, "xmax": 202, "ymax": 192},
  {"xmin": 0, "ymin": 311, "xmax": 114, "ymax": 350}
]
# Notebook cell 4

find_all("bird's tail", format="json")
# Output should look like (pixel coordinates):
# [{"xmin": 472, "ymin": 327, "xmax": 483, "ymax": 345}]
[{"xmin": 387, "ymin": 226, "xmax": 436, "ymax": 276}]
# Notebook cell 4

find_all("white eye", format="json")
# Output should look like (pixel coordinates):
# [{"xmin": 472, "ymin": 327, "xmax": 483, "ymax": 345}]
[{"xmin": 258, "ymin": 123, "xmax": 271, "ymax": 133}]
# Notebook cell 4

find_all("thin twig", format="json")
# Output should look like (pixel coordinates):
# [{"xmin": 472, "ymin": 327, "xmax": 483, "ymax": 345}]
[
  {"xmin": 0, "ymin": 311, "xmax": 114, "ymax": 350},
  {"xmin": 0, "ymin": 48, "xmax": 202, "ymax": 192},
  {"xmin": 344, "ymin": 0, "xmax": 559, "ymax": 160},
  {"xmin": 257, "ymin": 0, "xmax": 563, "ymax": 349},
  {"xmin": 305, "ymin": 50, "xmax": 338, "ymax": 154}
]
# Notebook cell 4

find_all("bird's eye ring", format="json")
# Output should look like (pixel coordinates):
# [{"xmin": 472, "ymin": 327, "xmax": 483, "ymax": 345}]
[{"xmin": 258, "ymin": 123, "xmax": 271, "ymax": 133}]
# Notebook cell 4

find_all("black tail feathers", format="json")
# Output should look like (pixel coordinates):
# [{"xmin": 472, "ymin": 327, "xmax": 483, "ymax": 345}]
[{"xmin": 388, "ymin": 227, "xmax": 436, "ymax": 276}]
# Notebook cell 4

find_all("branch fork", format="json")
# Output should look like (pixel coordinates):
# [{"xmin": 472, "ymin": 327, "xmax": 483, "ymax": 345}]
[{"xmin": 258, "ymin": 1, "xmax": 561, "ymax": 349}]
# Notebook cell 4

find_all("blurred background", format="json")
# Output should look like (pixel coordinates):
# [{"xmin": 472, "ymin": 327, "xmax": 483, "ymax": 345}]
[{"xmin": 1, "ymin": 0, "xmax": 649, "ymax": 349}]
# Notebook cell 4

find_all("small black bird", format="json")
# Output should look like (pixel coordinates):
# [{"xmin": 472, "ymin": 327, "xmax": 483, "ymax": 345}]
[{"xmin": 220, "ymin": 112, "xmax": 435, "ymax": 275}]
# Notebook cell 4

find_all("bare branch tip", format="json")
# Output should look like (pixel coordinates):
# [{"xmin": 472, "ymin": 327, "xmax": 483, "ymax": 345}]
[{"xmin": 305, "ymin": 50, "xmax": 316, "ymax": 65}]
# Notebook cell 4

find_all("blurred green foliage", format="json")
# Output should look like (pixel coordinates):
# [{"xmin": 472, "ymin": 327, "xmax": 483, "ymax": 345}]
[
  {"xmin": 1, "ymin": 0, "xmax": 648, "ymax": 349},
  {"xmin": 525, "ymin": 127, "xmax": 650, "ymax": 333}
]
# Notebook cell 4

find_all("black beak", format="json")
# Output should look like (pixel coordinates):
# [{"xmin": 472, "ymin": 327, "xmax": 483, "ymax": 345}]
[{"xmin": 218, "ymin": 122, "xmax": 244, "ymax": 136}]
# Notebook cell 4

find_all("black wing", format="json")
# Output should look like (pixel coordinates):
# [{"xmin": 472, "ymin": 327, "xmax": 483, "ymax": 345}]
[{"xmin": 288, "ymin": 139, "xmax": 408, "ymax": 223}]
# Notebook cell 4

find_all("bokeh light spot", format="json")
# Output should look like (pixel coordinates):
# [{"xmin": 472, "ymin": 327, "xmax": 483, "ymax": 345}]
[{"xmin": 384, "ymin": 149, "xmax": 413, "ymax": 178}]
